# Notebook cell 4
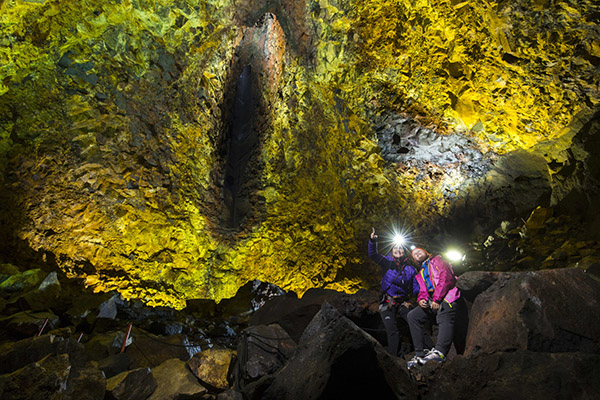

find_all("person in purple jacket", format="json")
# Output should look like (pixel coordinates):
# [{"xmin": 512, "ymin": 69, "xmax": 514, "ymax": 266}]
[
  {"xmin": 368, "ymin": 228, "xmax": 432, "ymax": 357},
  {"xmin": 407, "ymin": 246, "xmax": 466, "ymax": 368}
]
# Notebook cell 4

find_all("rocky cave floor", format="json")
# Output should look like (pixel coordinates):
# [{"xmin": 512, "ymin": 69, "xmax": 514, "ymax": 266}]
[{"xmin": 1, "ymin": 207, "xmax": 600, "ymax": 400}]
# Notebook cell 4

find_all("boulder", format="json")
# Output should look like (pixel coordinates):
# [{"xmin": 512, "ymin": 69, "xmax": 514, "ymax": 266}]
[
  {"xmin": 0, "ymin": 310, "xmax": 60, "ymax": 338},
  {"xmin": 259, "ymin": 302, "xmax": 417, "ymax": 400},
  {"xmin": 456, "ymin": 271, "xmax": 504, "ymax": 302},
  {"xmin": 65, "ymin": 366, "xmax": 106, "ymax": 400},
  {"xmin": 465, "ymin": 268, "xmax": 600, "ymax": 357},
  {"xmin": 250, "ymin": 288, "xmax": 379, "ymax": 343},
  {"xmin": 126, "ymin": 330, "xmax": 190, "ymax": 369},
  {"xmin": 97, "ymin": 294, "xmax": 119, "ymax": 319},
  {"xmin": 217, "ymin": 389, "xmax": 245, "ymax": 400},
  {"xmin": 219, "ymin": 280, "xmax": 286, "ymax": 316},
  {"xmin": 0, "ymin": 269, "xmax": 46, "ymax": 293},
  {"xmin": 427, "ymin": 351, "xmax": 600, "ymax": 400},
  {"xmin": 106, "ymin": 367, "xmax": 157, "ymax": 400},
  {"xmin": 97, "ymin": 352, "xmax": 132, "ymax": 378},
  {"xmin": 0, "ymin": 353, "xmax": 71, "ymax": 400},
  {"xmin": 0, "ymin": 334, "xmax": 85, "ymax": 375},
  {"xmin": 0, "ymin": 334, "xmax": 59, "ymax": 374},
  {"xmin": 148, "ymin": 358, "xmax": 207, "ymax": 400},
  {"xmin": 21, "ymin": 272, "xmax": 62, "ymax": 311},
  {"xmin": 84, "ymin": 331, "xmax": 124, "ymax": 361},
  {"xmin": 237, "ymin": 324, "xmax": 296, "ymax": 385},
  {"xmin": 188, "ymin": 348, "xmax": 237, "ymax": 390}
]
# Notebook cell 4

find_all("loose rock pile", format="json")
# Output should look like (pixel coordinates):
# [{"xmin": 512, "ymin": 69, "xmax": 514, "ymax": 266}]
[{"xmin": 2, "ymin": 261, "xmax": 599, "ymax": 399}]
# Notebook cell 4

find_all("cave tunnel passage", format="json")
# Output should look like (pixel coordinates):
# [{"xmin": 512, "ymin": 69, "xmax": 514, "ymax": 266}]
[{"xmin": 223, "ymin": 64, "xmax": 259, "ymax": 229}]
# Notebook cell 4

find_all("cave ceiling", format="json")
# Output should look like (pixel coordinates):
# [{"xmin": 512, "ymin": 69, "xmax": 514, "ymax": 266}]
[{"xmin": 0, "ymin": 0, "xmax": 599, "ymax": 308}]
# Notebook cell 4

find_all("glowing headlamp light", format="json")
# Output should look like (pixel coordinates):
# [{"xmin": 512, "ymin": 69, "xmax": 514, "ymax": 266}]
[
  {"xmin": 445, "ymin": 249, "xmax": 465, "ymax": 263},
  {"xmin": 393, "ymin": 234, "xmax": 406, "ymax": 247}
]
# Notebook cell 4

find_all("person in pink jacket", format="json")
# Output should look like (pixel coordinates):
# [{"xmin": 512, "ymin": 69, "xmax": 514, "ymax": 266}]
[{"xmin": 407, "ymin": 246, "xmax": 466, "ymax": 368}]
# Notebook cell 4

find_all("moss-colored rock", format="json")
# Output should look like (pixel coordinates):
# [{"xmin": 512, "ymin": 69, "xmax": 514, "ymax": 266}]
[{"xmin": 0, "ymin": 0, "xmax": 599, "ymax": 308}]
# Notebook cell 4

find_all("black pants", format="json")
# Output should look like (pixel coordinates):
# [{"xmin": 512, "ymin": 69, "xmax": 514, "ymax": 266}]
[
  {"xmin": 407, "ymin": 297, "xmax": 465, "ymax": 357},
  {"xmin": 380, "ymin": 299, "xmax": 433, "ymax": 357}
]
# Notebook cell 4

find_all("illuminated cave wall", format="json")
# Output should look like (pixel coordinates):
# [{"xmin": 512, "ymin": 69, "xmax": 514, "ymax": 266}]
[{"xmin": 0, "ymin": 0, "xmax": 598, "ymax": 308}]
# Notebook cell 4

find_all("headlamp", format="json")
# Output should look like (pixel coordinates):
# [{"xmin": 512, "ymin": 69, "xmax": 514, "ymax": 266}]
[{"xmin": 393, "ymin": 234, "xmax": 406, "ymax": 247}]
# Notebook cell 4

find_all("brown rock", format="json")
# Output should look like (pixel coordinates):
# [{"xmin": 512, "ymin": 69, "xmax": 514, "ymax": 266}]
[
  {"xmin": 260, "ymin": 302, "xmax": 417, "ymax": 400},
  {"xmin": 455, "ymin": 271, "xmax": 503, "ymax": 302},
  {"xmin": 465, "ymin": 268, "xmax": 600, "ymax": 357},
  {"xmin": 238, "ymin": 324, "xmax": 296, "ymax": 384},
  {"xmin": 66, "ymin": 366, "xmax": 106, "ymax": 400},
  {"xmin": 126, "ymin": 330, "xmax": 190, "ymax": 369},
  {"xmin": 0, "ymin": 353, "xmax": 71, "ymax": 400},
  {"xmin": 106, "ymin": 367, "xmax": 157, "ymax": 400},
  {"xmin": 428, "ymin": 351, "xmax": 600, "ymax": 400},
  {"xmin": 148, "ymin": 358, "xmax": 207, "ymax": 400},
  {"xmin": 187, "ymin": 348, "xmax": 237, "ymax": 390}
]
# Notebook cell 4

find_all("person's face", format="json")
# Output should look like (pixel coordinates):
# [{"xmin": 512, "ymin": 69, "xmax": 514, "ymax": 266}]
[
  {"xmin": 411, "ymin": 248, "xmax": 428, "ymax": 263},
  {"xmin": 392, "ymin": 245, "xmax": 404, "ymax": 258}
]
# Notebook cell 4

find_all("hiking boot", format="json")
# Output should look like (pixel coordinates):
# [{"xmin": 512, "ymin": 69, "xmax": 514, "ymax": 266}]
[
  {"xmin": 407, "ymin": 355, "xmax": 424, "ymax": 369},
  {"xmin": 420, "ymin": 348, "xmax": 446, "ymax": 363}
]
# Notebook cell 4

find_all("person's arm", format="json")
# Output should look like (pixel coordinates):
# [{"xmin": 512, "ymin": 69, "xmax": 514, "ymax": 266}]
[
  {"xmin": 415, "ymin": 273, "xmax": 429, "ymax": 305},
  {"xmin": 368, "ymin": 228, "xmax": 390, "ymax": 270},
  {"xmin": 412, "ymin": 268, "xmax": 421, "ymax": 295},
  {"xmin": 431, "ymin": 257, "xmax": 457, "ymax": 304},
  {"xmin": 368, "ymin": 238, "xmax": 389, "ymax": 270}
]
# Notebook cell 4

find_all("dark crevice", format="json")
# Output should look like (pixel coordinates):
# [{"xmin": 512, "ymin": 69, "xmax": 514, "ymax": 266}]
[{"xmin": 223, "ymin": 64, "xmax": 259, "ymax": 229}]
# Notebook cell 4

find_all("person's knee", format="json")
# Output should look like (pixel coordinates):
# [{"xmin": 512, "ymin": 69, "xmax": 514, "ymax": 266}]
[{"xmin": 407, "ymin": 309, "xmax": 418, "ymax": 323}]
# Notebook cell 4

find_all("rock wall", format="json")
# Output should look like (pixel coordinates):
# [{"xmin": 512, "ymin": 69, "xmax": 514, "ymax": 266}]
[{"xmin": 0, "ymin": 0, "xmax": 599, "ymax": 307}]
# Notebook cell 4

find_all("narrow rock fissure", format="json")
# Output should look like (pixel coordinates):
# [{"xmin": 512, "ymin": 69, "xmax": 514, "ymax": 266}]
[{"xmin": 223, "ymin": 64, "xmax": 259, "ymax": 229}]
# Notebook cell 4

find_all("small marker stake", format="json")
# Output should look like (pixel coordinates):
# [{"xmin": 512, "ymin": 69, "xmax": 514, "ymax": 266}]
[
  {"xmin": 121, "ymin": 322, "xmax": 133, "ymax": 353},
  {"xmin": 37, "ymin": 317, "xmax": 49, "ymax": 337}
]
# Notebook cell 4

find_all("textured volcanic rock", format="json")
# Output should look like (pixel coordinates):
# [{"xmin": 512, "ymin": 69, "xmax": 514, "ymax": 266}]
[
  {"xmin": 465, "ymin": 268, "xmax": 600, "ymax": 357},
  {"xmin": 427, "ymin": 351, "xmax": 600, "ymax": 400},
  {"xmin": 259, "ymin": 302, "xmax": 416, "ymax": 400},
  {"xmin": 249, "ymin": 288, "xmax": 379, "ymax": 343},
  {"xmin": 148, "ymin": 358, "xmax": 207, "ymax": 400},
  {"xmin": 236, "ymin": 324, "xmax": 296, "ymax": 384},
  {"xmin": 0, "ymin": 354, "xmax": 72, "ymax": 400},
  {"xmin": 187, "ymin": 348, "xmax": 237, "ymax": 390},
  {"xmin": 105, "ymin": 367, "xmax": 157, "ymax": 400}
]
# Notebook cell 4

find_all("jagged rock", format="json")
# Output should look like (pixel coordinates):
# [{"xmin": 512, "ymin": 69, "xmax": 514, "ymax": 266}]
[
  {"xmin": 84, "ymin": 331, "xmax": 124, "ymax": 361},
  {"xmin": 456, "ymin": 271, "xmax": 504, "ymax": 302},
  {"xmin": 0, "ymin": 269, "xmax": 46, "ymax": 293},
  {"xmin": 66, "ymin": 292, "xmax": 113, "ymax": 324},
  {"xmin": 217, "ymin": 280, "xmax": 286, "ymax": 318},
  {"xmin": 126, "ymin": 330, "xmax": 190, "ymax": 369},
  {"xmin": 106, "ymin": 367, "xmax": 157, "ymax": 400},
  {"xmin": 97, "ymin": 352, "xmax": 132, "ymax": 378},
  {"xmin": 0, "ymin": 263, "xmax": 21, "ymax": 277},
  {"xmin": 259, "ymin": 302, "xmax": 417, "ymax": 400},
  {"xmin": 0, "ymin": 353, "xmax": 71, "ymax": 400},
  {"xmin": 148, "ymin": 358, "xmax": 207, "ymax": 400},
  {"xmin": 0, "ymin": 334, "xmax": 58, "ymax": 374},
  {"xmin": 427, "ymin": 351, "xmax": 600, "ymax": 400},
  {"xmin": 65, "ymin": 366, "xmax": 106, "ymax": 400},
  {"xmin": 21, "ymin": 272, "xmax": 62, "ymax": 311},
  {"xmin": 237, "ymin": 324, "xmax": 296, "ymax": 385},
  {"xmin": 0, "ymin": 334, "xmax": 84, "ymax": 388},
  {"xmin": 98, "ymin": 294, "xmax": 119, "ymax": 319},
  {"xmin": 465, "ymin": 268, "xmax": 600, "ymax": 357},
  {"xmin": 217, "ymin": 389, "xmax": 245, "ymax": 400},
  {"xmin": 250, "ymin": 288, "xmax": 379, "ymax": 342},
  {"xmin": 1, "ymin": 310, "xmax": 60, "ymax": 338},
  {"xmin": 185, "ymin": 298, "xmax": 218, "ymax": 319},
  {"xmin": 187, "ymin": 348, "xmax": 237, "ymax": 390}
]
